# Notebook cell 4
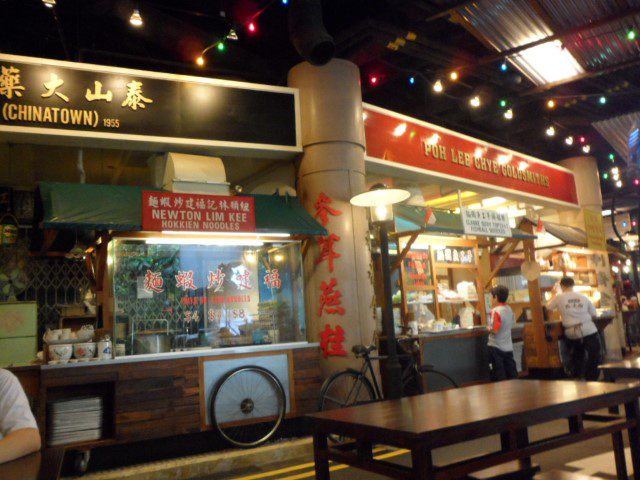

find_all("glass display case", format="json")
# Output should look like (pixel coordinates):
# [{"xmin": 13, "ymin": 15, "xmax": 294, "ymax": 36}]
[{"xmin": 109, "ymin": 237, "xmax": 306, "ymax": 355}]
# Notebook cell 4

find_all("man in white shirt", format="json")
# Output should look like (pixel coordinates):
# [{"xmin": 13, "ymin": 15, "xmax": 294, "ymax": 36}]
[
  {"xmin": 0, "ymin": 368, "xmax": 41, "ymax": 464},
  {"xmin": 546, "ymin": 277, "xmax": 602, "ymax": 381}
]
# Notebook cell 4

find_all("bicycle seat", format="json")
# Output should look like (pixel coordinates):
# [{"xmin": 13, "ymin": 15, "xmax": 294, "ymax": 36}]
[{"xmin": 352, "ymin": 344, "xmax": 377, "ymax": 357}]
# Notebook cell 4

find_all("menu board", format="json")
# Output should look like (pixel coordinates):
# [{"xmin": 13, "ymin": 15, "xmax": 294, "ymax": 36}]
[
  {"xmin": 434, "ymin": 247, "xmax": 475, "ymax": 265},
  {"xmin": 402, "ymin": 250, "xmax": 432, "ymax": 290}
]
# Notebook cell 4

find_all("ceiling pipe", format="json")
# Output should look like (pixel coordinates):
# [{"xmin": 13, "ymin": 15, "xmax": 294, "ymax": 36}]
[{"xmin": 288, "ymin": 0, "xmax": 335, "ymax": 66}]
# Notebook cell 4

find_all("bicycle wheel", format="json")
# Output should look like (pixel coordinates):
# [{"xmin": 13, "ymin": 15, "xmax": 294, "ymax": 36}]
[
  {"xmin": 318, "ymin": 370, "xmax": 376, "ymax": 411},
  {"xmin": 211, "ymin": 366, "xmax": 286, "ymax": 448},
  {"xmin": 318, "ymin": 370, "xmax": 376, "ymax": 444},
  {"xmin": 417, "ymin": 366, "xmax": 459, "ymax": 391}
]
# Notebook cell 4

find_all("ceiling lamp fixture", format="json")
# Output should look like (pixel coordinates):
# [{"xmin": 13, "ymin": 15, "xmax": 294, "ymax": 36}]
[
  {"xmin": 42, "ymin": 0, "xmax": 56, "ymax": 7},
  {"xmin": 545, "ymin": 125, "xmax": 556, "ymax": 137},
  {"xmin": 582, "ymin": 144, "xmax": 591, "ymax": 154},
  {"xmin": 469, "ymin": 95, "xmax": 481, "ymax": 108},
  {"xmin": 450, "ymin": 71, "xmax": 459, "ymax": 81},
  {"xmin": 503, "ymin": 108, "xmax": 513, "ymax": 120},
  {"xmin": 565, "ymin": 136, "xmax": 574, "ymax": 146},
  {"xmin": 226, "ymin": 29, "xmax": 239, "ymax": 41},
  {"xmin": 433, "ymin": 79, "xmax": 443, "ymax": 93},
  {"xmin": 129, "ymin": 8, "xmax": 143, "ymax": 27},
  {"xmin": 546, "ymin": 99, "xmax": 556, "ymax": 109}
]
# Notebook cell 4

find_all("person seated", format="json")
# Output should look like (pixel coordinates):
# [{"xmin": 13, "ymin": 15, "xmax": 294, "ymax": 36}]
[{"xmin": 0, "ymin": 368, "xmax": 41, "ymax": 464}]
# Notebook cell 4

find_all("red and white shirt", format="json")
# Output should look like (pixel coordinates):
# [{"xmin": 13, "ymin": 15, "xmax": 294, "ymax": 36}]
[{"xmin": 488, "ymin": 304, "xmax": 515, "ymax": 352}]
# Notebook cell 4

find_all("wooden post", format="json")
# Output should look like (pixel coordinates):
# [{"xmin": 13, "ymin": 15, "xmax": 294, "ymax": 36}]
[{"xmin": 521, "ymin": 221, "xmax": 550, "ymax": 368}]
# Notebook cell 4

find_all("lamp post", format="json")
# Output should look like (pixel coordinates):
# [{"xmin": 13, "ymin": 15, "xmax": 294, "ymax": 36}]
[{"xmin": 351, "ymin": 184, "xmax": 410, "ymax": 399}]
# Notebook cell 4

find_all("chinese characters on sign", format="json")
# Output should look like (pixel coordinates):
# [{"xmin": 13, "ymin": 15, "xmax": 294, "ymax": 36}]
[
  {"xmin": 319, "ymin": 323, "xmax": 347, "ymax": 357},
  {"xmin": 142, "ymin": 191, "xmax": 256, "ymax": 232},
  {"xmin": 143, "ymin": 270, "xmax": 164, "ymax": 293},
  {"xmin": 0, "ymin": 66, "xmax": 25, "ymax": 99},
  {"xmin": 313, "ymin": 192, "xmax": 348, "ymax": 356},
  {"xmin": 207, "ymin": 269, "xmax": 225, "ymax": 292},
  {"xmin": 175, "ymin": 270, "xmax": 197, "ymax": 291},
  {"xmin": 461, "ymin": 207, "xmax": 512, "ymax": 238},
  {"xmin": 263, "ymin": 268, "xmax": 282, "ymax": 290}
]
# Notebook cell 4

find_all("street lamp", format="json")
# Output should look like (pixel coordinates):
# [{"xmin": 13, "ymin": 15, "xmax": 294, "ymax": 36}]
[{"xmin": 351, "ymin": 183, "xmax": 410, "ymax": 399}]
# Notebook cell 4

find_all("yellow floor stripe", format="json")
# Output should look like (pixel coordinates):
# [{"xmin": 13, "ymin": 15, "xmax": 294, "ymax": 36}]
[
  {"xmin": 269, "ymin": 448, "xmax": 410, "ymax": 480},
  {"xmin": 231, "ymin": 447, "xmax": 389, "ymax": 480}
]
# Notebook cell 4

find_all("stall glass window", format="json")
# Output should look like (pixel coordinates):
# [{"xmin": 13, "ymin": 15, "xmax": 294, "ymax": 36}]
[{"xmin": 110, "ymin": 238, "xmax": 306, "ymax": 355}]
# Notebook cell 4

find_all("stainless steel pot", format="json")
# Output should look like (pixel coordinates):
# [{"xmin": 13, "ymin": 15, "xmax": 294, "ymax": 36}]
[{"xmin": 133, "ymin": 332, "xmax": 172, "ymax": 354}]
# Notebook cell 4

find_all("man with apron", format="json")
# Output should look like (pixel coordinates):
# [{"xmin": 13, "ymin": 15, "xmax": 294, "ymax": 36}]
[{"xmin": 546, "ymin": 276, "xmax": 602, "ymax": 380}]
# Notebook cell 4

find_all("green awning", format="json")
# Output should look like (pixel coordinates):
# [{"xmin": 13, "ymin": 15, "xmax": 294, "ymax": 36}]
[
  {"xmin": 394, "ymin": 204, "xmax": 535, "ymax": 239},
  {"xmin": 38, "ymin": 182, "xmax": 327, "ymax": 236}
]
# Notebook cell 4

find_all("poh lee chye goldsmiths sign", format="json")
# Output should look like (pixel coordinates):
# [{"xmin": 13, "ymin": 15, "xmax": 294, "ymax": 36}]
[{"xmin": 461, "ymin": 207, "xmax": 512, "ymax": 238}]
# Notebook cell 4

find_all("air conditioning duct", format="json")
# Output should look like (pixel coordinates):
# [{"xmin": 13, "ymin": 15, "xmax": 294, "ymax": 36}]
[
  {"xmin": 152, "ymin": 152, "xmax": 229, "ymax": 195},
  {"xmin": 288, "ymin": 0, "xmax": 335, "ymax": 66}
]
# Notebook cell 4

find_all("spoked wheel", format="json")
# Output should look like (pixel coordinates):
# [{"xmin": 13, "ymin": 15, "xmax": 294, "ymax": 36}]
[
  {"xmin": 318, "ymin": 370, "xmax": 376, "ymax": 444},
  {"xmin": 418, "ymin": 366, "xmax": 459, "ymax": 391},
  {"xmin": 211, "ymin": 366, "xmax": 286, "ymax": 448}
]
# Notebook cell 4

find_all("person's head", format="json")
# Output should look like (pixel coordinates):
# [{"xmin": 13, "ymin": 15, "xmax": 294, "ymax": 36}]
[
  {"xmin": 491, "ymin": 285, "xmax": 509, "ymax": 306},
  {"xmin": 560, "ymin": 276, "xmax": 575, "ymax": 291}
]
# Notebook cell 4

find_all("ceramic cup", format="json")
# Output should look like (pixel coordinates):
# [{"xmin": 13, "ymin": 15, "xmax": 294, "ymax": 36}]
[
  {"xmin": 49, "ymin": 344, "xmax": 72, "ymax": 363},
  {"xmin": 97, "ymin": 341, "xmax": 113, "ymax": 359},
  {"xmin": 73, "ymin": 342, "xmax": 97, "ymax": 359}
]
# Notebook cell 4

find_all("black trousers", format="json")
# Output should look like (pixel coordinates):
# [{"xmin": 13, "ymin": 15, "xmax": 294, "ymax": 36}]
[
  {"xmin": 488, "ymin": 346, "xmax": 518, "ymax": 381},
  {"xmin": 562, "ymin": 333, "xmax": 603, "ymax": 381}
]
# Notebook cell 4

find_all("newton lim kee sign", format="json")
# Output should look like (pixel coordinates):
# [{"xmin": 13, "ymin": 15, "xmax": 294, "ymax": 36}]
[
  {"xmin": 363, "ymin": 106, "xmax": 579, "ymax": 206},
  {"xmin": 0, "ymin": 54, "xmax": 298, "ymax": 153},
  {"xmin": 142, "ymin": 191, "xmax": 256, "ymax": 233}
]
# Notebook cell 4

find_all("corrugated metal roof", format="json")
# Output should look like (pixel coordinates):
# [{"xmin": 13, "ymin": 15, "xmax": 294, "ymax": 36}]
[
  {"xmin": 592, "ymin": 111, "xmax": 640, "ymax": 163},
  {"xmin": 456, "ymin": 0, "xmax": 585, "ymax": 86},
  {"xmin": 455, "ymin": 0, "xmax": 640, "ymax": 85}
]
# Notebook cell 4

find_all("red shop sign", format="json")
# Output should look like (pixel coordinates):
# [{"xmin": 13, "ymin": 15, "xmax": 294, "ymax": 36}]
[
  {"xmin": 142, "ymin": 191, "xmax": 256, "ymax": 232},
  {"xmin": 363, "ymin": 105, "xmax": 578, "ymax": 206}
]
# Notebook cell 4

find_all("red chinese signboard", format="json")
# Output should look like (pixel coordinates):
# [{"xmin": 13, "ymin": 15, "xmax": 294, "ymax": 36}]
[
  {"xmin": 142, "ymin": 191, "xmax": 256, "ymax": 232},
  {"xmin": 363, "ymin": 105, "xmax": 579, "ymax": 206}
]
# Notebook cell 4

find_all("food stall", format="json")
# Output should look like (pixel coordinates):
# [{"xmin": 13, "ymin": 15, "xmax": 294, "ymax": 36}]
[
  {"xmin": 385, "ymin": 204, "xmax": 535, "ymax": 386},
  {"xmin": 0, "ymin": 53, "xmax": 324, "ymax": 472}
]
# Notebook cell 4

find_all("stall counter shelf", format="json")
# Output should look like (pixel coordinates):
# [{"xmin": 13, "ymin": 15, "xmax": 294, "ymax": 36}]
[{"xmin": 9, "ymin": 341, "xmax": 322, "ymax": 463}]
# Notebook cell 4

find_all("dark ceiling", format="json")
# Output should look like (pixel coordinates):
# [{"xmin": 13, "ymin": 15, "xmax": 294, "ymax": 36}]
[{"xmin": 3, "ymin": 0, "xmax": 640, "ymax": 200}]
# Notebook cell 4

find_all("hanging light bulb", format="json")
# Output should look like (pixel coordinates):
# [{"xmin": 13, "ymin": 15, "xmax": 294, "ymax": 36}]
[
  {"xmin": 281, "ymin": 0, "xmax": 289, "ymax": 4},
  {"xmin": 450, "ymin": 71, "xmax": 459, "ymax": 81},
  {"xmin": 500, "ymin": 62, "xmax": 508, "ymax": 72},
  {"xmin": 582, "ymin": 144, "xmax": 591, "ymax": 153},
  {"xmin": 603, "ymin": 172, "xmax": 609, "ymax": 180},
  {"xmin": 634, "ymin": 179, "xmax": 640, "ymax": 186},
  {"xmin": 433, "ymin": 79, "xmax": 443, "ymax": 93},
  {"xmin": 628, "ymin": 29, "xmax": 637, "ymax": 41},
  {"xmin": 545, "ymin": 125, "xmax": 556, "ymax": 137},
  {"xmin": 616, "ymin": 180, "xmax": 623, "ymax": 188},
  {"xmin": 369, "ymin": 75, "xmax": 379, "ymax": 86},
  {"xmin": 609, "ymin": 153, "xmax": 615, "ymax": 161},
  {"xmin": 129, "ymin": 8, "xmax": 143, "ymax": 27},
  {"xmin": 503, "ymin": 108, "xmax": 513, "ymax": 120},
  {"xmin": 599, "ymin": 96, "xmax": 607, "ymax": 105},
  {"xmin": 499, "ymin": 99, "xmax": 507, "ymax": 108},
  {"xmin": 248, "ymin": 22, "xmax": 257, "ymax": 33},
  {"xmin": 409, "ymin": 76, "xmax": 416, "ymax": 85},
  {"xmin": 469, "ymin": 95, "xmax": 481, "ymax": 108},
  {"xmin": 579, "ymin": 136, "xmax": 586, "ymax": 143},
  {"xmin": 546, "ymin": 99, "xmax": 556, "ymax": 109},
  {"xmin": 612, "ymin": 167, "xmax": 620, "ymax": 175},
  {"xmin": 217, "ymin": 42, "xmax": 225, "ymax": 52},
  {"xmin": 196, "ymin": 56, "xmax": 205, "ymax": 66},
  {"xmin": 565, "ymin": 136, "xmax": 574, "ymax": 146},
  {"xmin": 42, "ymin": 0, "xmax": 56, "ymax": 7}
]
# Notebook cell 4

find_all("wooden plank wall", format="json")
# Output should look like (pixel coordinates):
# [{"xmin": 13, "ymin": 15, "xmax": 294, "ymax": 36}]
[{"xmin": 292, "ymin": 347, "xmax": 322, "ymax": 415}]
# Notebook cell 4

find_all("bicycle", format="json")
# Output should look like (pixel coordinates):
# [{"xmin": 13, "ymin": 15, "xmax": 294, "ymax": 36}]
[{"xmin": 318, "ymin": 340, "xmax": 458, "ymax": 419}]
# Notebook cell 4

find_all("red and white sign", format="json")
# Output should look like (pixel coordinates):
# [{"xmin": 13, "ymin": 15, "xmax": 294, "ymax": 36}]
[
  {"xmin": 363, "ymin": 105, "xmax": 579, "ymax": 206},
  {"xmin": 142, "ymin": 191, "xmax": 256, "ymax": 232}
]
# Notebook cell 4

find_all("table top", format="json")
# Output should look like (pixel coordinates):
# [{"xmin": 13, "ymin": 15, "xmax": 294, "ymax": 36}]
[
  {"xmin": 601, "ymin": 357, "xmax": 640, "ymax": 371},
  {"xmin": 308, "ymin": 380, "xmax": 640, "ymax": 441},
  {"xmin": 0, "ymin": 448, "xmax": 64, "ymax": 480}
]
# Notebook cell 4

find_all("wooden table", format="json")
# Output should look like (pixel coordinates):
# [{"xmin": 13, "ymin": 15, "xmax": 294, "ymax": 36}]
[
  {"xmin": 601, "ymin": 358, "xmax": 640, "ymax": 381},
  {"xmin": 308, "ymin": 380, "xmax": 640, "ymax": 480},
  {"xmin": 0, "ymin": 448, "xmax": 65, "ymax": 480}
]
